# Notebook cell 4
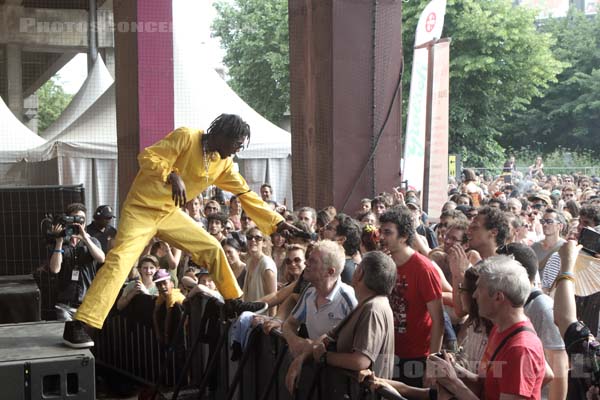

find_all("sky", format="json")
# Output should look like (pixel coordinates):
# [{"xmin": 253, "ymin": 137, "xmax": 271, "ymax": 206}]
[{"xmin": 56, "ymin": 0, "xmax": 225, "ymax": 94}]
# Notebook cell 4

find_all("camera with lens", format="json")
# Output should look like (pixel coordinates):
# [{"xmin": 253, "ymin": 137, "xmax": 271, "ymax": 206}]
[{"xmin": 41, "ymin": 214, "xmax": 85, "ymax": 243}]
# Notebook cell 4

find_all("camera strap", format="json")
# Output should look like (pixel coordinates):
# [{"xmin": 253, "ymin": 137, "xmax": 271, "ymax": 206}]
[{"xmin": 487, "ymin": 325, "xmax": 535, "ymax": 369}]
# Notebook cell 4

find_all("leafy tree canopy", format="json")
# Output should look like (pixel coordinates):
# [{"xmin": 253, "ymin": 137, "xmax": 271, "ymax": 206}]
[
  {"xmin": 403, "ymin": 0, "xmax": 564, "ymax": 167},
  {"xmin": 212, "ymin": 0, "xmax": 289, "ymax": 123},
  {"xmin": 213, "ymin": 0, "xmax": 565, "ymax": 167},
  {"xmin": 501, "ymin": 9, "xmax": 600, "ymax": 157},
  {"xmin": 36, "ymin": 77, "xmax": 73, "ymax": 132}
]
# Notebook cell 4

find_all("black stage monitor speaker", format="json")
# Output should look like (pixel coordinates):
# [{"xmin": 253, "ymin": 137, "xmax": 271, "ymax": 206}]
[
  {"xmin": 0, "ymin": 274, "xmax": 40, "ymax": 323},
  {"xmin": 0, "ymin": 321, "xmax": 95, "ymax": 399}
]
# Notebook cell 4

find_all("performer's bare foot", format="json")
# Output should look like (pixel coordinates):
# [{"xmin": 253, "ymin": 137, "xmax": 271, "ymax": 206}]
[{"xmin": 63, "ymin": 320, "xmax": 94, "ymax": 348}]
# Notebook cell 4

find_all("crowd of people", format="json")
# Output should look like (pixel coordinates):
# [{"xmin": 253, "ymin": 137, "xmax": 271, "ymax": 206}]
[{"xmin": 46, "ymin": 114, "xmax": 600, "ymax": 399}]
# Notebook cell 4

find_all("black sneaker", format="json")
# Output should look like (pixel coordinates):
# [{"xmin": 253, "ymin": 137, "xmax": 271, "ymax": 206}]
[
  {"xmin": 224, "ymin": 299, "xmax": 268, "ymax": 318},
  {"xmin": 63, "ymin": 320, "xmax": 94, "ymax": 348}
]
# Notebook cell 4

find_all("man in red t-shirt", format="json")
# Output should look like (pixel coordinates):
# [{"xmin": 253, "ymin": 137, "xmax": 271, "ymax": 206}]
[
  {"xmin": 429, "ymin": 255, "xmax": 546, "ymax": 400},
  {"xmin": 379, "ymin": 208, "xmax": 444, "ymax": 387}
]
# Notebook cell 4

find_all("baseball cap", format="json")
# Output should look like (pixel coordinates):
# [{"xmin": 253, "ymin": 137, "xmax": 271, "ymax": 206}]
[
  {"xmin": 153, "ymin": 269, "xmax": 171, "ymax": 283},
  {"xmin": 94, "ymin": 205, "xmax": 115, "ymax": 219},
  {"xmin": 527, "ymin": 192, "xmax": 552, "ymax": 206},
  {"xmin": 405, "ymin": 197, "xmax": 421, "ymax": 210}
]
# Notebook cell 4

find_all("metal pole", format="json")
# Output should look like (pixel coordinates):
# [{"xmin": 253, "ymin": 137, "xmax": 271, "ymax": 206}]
[{"xmin": 88, "ymin": 0, "xmax": 98, "ymax": 70}]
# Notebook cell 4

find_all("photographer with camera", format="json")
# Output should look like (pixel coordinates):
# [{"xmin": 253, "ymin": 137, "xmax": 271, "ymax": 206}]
[{"xmin": 49, "ymin": 203, "xmax": 105, "ymax": 323}]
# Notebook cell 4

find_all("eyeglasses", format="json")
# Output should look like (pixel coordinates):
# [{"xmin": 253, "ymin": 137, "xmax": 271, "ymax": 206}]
[
  {"xmin": 232, "ymin": 139, "xmax": 246, "ymax": 152},
  {"xmin": 284, "ymin": 257, "xmax": 304, "ymax": 265},
  {"xmin": 540, "ymin": 219, "xmax": 558, "ymax": 225},
  {"xmin": 246, "ymin": 235, "xmax": 263, "ymax": 242}
]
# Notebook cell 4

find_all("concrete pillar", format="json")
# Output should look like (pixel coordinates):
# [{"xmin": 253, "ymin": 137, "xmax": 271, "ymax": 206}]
[
  {"xmin": 6, "ymin": 44, "xmax": 23, "ymax": 121},
  {"xmin": 113, "ymin": 0, "xmax": 174, "ymax": 209},
  {"xmin": 288, "ymin": 0, "xmax": 403, "ymax": 213},
  {"xmin": 102, "ymin": 47, "xmax": 115, "ymax": 78}
]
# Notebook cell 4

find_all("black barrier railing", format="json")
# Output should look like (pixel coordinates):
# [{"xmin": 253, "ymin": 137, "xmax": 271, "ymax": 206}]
[{"xmin": 95, "ymin": 294, "xmax": 397, "ymax": 400}]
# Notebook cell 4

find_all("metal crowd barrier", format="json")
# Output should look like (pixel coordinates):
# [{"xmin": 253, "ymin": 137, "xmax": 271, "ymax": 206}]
[{"xmin": 94, "ymin": 294, "xmax": 396, "ymax": 400}]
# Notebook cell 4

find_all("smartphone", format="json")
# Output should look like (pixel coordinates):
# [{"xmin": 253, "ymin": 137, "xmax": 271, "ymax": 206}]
[{"xmin": 579, "ymin": 227, "xmax": 600, "ymax": 255}]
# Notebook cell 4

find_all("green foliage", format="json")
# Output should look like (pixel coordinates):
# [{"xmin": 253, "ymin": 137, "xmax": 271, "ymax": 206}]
[
  {"xmin": 36, "ymin": 77, "xmax": 72, "ymax": 132},
  {"xmin": 403, "ymin": 0, "xmax": 564, "ymax": 168},
  {"xmin": 213, "ymin": 0, "xmax": 565, "ymax": 168},
  {"xmin": 212, "ymin": 0, "xmax": 289, "ymax": 123},
  {"xmin": 501, "ymin": 9, "xmax": 600, "ymax": 156}
]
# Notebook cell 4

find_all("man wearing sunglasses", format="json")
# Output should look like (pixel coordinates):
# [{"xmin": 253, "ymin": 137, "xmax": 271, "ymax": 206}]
[
  {"xmin": 63, "ymin": 113, "xmax": 299, "ymax": 348},
  {"xmin": 531, "ymin": 209, "xmax": 566, "ymax": 280}
]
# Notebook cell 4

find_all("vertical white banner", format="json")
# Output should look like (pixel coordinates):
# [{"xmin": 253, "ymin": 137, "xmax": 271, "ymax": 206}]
[
  {"xmin": 402, "ymin": 0, "xmax": 447, "ymax": 192},
  {"xmin": 425, "ymin": 40, "xmax": 450, "ymax": 216}
]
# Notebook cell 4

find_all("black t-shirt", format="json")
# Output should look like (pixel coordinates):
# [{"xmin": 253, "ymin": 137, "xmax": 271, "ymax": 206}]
[
  {"xmin": 292, "ymin": 270, "xmax": 310, "ymax": 295},
  {"xmin": 54, "ymin": 237, "xmax": 101, "ymax": 306},
  {"xmin": 86, "ymin": 222, "xmax": 117, "ymax": 254}
]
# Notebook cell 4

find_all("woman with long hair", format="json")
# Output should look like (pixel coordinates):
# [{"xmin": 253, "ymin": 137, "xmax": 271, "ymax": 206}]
[
  {"xmin": 117, "ymin": 255, "xmax": 160, "ymax": 310},
  {"xmin": 221, "ymin": 238, "xmax": 247, "ymax": 288},
  {"xmin": 228, "ymin": 195, "xmax": 242, "ymax": 230}
]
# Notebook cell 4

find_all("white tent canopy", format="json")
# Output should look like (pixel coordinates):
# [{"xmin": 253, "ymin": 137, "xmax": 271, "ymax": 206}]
[
  {"xmin": 0, "ymin": 96, "xmax": 46, "ymax": 162},
  {"xmin": 41, "ymin": 54, "xmax": 114, "ymax": 141},
  {"xmin": 4, "ymin": 58, "xmax": 117, "ymax": 215},
  {"xmin": 172, "ymin": 0, "xmax": 293, "ymax": 205}
]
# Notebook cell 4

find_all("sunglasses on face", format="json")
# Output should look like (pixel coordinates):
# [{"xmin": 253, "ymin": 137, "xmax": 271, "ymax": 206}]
[
  {"xmin": 532, "ymin": 203, "xmax": 544, "ymax": 209},
  {"xmin": 246, "ymin": 235, "xmax": 263, "ymax": 242},
  {"xmin": 284, "ymin": 257, "xmax": 303, "ymax": 265}
]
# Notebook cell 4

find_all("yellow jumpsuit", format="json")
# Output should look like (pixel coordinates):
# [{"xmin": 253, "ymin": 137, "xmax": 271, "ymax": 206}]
[{"xmin": 75, "ymin": 127, "xmax": 283, "ymax": 328}]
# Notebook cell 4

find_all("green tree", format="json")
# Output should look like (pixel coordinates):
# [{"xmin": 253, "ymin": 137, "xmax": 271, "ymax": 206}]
[
  {"xmin": 501, "ymin": 9, "xmax": 600, "ymax": 156},
  {"xmin": 213, "ymin": 0, "xmax": 563, "ymax": 167},
  {"xmin": 36, "ymin": 77, "xmax": 72, "ymax": 132},
  {"xmin": 403, "ymin": 0, "xmax": 564, "ymax": 168},
  {"xmin": 212, "ymin": 0, "xmax": 289, "ymax": 123}
]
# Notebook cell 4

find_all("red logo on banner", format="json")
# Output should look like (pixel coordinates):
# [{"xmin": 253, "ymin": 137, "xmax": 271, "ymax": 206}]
[{"xmin": 425, "ymin": 13, "xmax": 437, "ymax": 32}]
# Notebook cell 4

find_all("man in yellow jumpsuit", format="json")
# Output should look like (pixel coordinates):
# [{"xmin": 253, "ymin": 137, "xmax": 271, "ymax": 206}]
[{"xmin": 63, "ymin": 114, "xmax": 297, "ymax": 348}]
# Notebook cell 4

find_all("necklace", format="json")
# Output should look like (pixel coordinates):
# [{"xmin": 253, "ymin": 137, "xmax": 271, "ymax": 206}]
[{"xmin": 202, "ymin": 136, "xmax": 211, "ymax": 185}]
